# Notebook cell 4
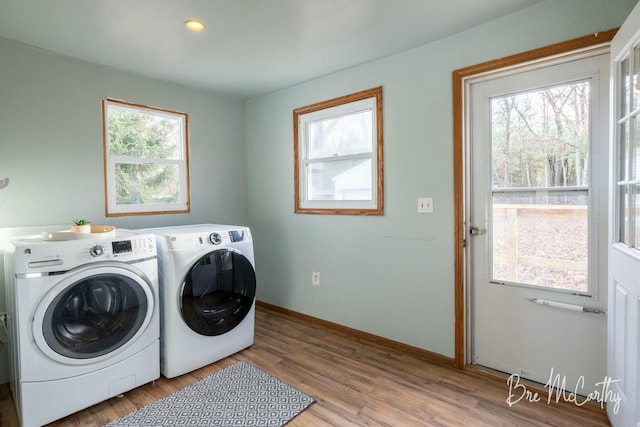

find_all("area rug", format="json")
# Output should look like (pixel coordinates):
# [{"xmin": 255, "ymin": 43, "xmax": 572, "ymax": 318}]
[{"xmin": 105, "ymin": 361, "xmax": 315, "ymax": 426}]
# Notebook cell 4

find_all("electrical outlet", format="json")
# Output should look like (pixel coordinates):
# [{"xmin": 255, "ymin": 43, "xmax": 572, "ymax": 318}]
[{"xmin": 312, "ymin": 271, "xmax": 320, "ymax": 286}]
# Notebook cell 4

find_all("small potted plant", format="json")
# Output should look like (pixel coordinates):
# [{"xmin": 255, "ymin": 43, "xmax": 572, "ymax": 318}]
[{"xmin": 71, "ymin": 219, "xmax": 91, "ymax": 234}]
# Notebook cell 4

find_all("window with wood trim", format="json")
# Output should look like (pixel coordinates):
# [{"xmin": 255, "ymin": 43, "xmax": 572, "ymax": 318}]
[
  {"xmin": 102, "ymin": 99, "xmax": 190, "ymax": 217},
  {"xmin": 293, "ymin": 87, "xmax": 383, "ymax": 215}
]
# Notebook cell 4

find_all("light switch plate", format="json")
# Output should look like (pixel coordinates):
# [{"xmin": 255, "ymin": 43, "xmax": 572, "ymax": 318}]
[{"xmin": 418, "ymin": 197, "xmax": 433, "ymax": 214}]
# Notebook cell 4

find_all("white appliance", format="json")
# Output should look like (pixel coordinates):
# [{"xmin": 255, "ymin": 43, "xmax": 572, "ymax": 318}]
[
  {"xmin": 4, "ymin": 230, "xmax": 160, "ymax": 427},
  {"xmin": 137, "ymin": 224, "xmax": 256, "ymax": 378}
]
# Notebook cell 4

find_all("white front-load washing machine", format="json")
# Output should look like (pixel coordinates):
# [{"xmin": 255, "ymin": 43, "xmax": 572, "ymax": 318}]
[
  {"xmin": 4, "ymin": 230, "xmax": 160, "ymax": 427},
  {"xmin": 137, "ymin": 224, "xmax": 256, "ymax": 378}
]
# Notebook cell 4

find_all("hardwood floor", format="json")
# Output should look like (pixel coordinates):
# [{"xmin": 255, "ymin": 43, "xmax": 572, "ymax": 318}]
[{"xmin": 1, "ymin": 303, "xmax": 610, "ymax": 426}]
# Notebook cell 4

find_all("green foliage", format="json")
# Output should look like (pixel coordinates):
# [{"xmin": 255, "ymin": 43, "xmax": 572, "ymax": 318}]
[{"xmin": 72, "ymin": 219, "xmax": 90, "ymax": 225}]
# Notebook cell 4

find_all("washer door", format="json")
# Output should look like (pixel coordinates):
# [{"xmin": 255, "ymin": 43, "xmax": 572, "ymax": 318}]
[
  {"xmin": 33, "ymin": 262, "xmax": 155, "ymax": 364},
  {"xmin": 180, "ymin": 248, "xmax": 256, "ymax": 336}
]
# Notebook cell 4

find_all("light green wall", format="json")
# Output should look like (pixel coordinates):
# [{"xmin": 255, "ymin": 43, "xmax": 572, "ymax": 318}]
[
  {"xmin": 246, "ymin": 0, "xmax": 637, "ymax": 358},
  {"xmin": 0, "ymin": 38, "xmax": 247, "ymax": 382},
  {"xmin": 0, "ymin": 39, "xmax": 247, "ymax": 230}
]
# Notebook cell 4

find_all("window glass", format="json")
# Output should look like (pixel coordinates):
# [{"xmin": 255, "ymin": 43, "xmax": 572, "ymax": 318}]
[
  {"xmin": 114, "ymin": 163, "xmax": 181, "ymax": 205},
  {"xmin": 622, "ymin": 57, "xmax": 630, "ymax": 116},
  {"xmin": 103, "ymin": 99, "xmax": 190, "ymax": 216},
  {"xmin": 616, "ymin": 48, "xmax": 640, "ymax": 251},
  {"xmin": 635, "ymin": 184, "xmax": 640, "ymax": 248},
  {"xmin": 491, "ymin": 81, "xmax": 590, "ymax": 189},
  {"xmin": 621, "ymin": 121, "xmax": 628, "ymax": 182},
  {"xmin": 294, "ymin": 87, "xmax": 383, "ymax": 215},
  {"xmin": 306, "ymin": 159, "xmax": 372, "ymax": 201},
  {"xmin": 634, "ymin": 45, "xmax": 640, "ymax": 110},
  {"xmin": 620, "ymin": 185, "xmax": 630, "ymax": 245},
  {"xmin": 490, "ymin": 80, "xmax": 591, "ymax": 293},
  {"xmin": 308, "ymin": 110, "xmax": 373, "ymax": 158},
  {"xmin": 635, "ymin": 116, "xmax": 640, "ymax": 180}
]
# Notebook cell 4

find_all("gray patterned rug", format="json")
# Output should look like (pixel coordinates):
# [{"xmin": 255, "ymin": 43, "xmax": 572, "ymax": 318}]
[{"xmin": 105, "ymin": 361, "xmax": 315, "ymax": 426}]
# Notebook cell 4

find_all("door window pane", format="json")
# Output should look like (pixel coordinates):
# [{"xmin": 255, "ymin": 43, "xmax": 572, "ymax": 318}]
[
  {"xmin": 491, "ymin": 81, "xmax": 590, "ymax": 189},
  {"xmin": 620, "ymin": 122, "xmax": 628, "ymax": 181},
  {"xmin": 615, "ymin": 49, "xmax": 640, "ymax": 250},
  {"xmin": 635, "ymin": 116, "xmax": 640, "ymax": 180},
  {"xmin": 621, "ymin": 185, "xmax": 630, "ymax": 245},
  {"xmin": 490, "ymin": 80, "xmax": 591, "ymax": 293},
  {"xmin": 634, "ymin": 45, "xmax": 640, "ymax": 110},
  {"xmin": 492, "ymin": 191, "xmax": 588, "ymax": 293},
  {"xmin": 634, "ymin": 184, "xmax": 640, "ymax": 249},
  {"xmin": 622, "ymin": 57, "xmax": 630, "ymax": 116}
]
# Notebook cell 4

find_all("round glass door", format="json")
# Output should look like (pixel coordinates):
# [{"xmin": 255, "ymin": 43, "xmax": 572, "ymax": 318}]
[
  {"xmin": 42, "ymin": 272, "xmax": 150, "ymax": 359},
  {"xmin": 180, "ymin": 249, "xmax": 256, "ymax": 336}
]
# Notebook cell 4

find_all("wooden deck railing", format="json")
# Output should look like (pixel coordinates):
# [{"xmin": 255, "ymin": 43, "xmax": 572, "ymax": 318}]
[{"xmin": 492, "ymin": 204, "xmax": 588, "ymax": 285}]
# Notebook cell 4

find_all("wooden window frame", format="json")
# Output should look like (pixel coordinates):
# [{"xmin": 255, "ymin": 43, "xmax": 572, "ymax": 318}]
[
  {"xmin": 102, "ymin": 98, "xmax": 191, "ymax": 217},
  {"xmin": 293, "ymin": 86, "xmax": 384, "ymax": 215}
]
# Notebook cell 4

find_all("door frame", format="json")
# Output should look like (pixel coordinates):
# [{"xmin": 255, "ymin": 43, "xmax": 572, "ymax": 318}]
[{"xmin": 451, "ymin": 28, "xmax": 618, "ymax": 369}]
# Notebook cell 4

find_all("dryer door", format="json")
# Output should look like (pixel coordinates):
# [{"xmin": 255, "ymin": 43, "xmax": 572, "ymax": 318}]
[
  {"xmin": 180, "ymin": 248, "xmax": 256, "ymax": 336},
  {"xmin": 33, "ymin": 262, "xmax": 155, "ymax": 363}
]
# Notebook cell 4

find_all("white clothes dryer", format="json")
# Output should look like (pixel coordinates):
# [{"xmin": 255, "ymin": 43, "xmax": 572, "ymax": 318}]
[
  {"xmin": 4, "ymin": 231, "xmax": 159, "ymax": 427},
  {"xmin": 137, "ymin": 224, "xmax": 256, "ymax": 378}
]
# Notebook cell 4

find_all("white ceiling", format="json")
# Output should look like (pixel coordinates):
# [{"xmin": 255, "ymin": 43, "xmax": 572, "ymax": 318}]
[{"xmin": 0, "ymin": 0, "xmax": 544, "ymax": 99}]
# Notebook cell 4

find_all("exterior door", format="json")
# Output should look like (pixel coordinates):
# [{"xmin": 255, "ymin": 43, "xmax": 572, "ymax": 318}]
[
  {"xmin": 469, "ymin": 52, "xmax": 609, "ymax": 392},
  {"xmin": 608, "ymin": 3, "xmax": 640, "ymax": 425},
  {"xmin": 180, "ymin": 249, "xmax": 256, "ymax": 336}
]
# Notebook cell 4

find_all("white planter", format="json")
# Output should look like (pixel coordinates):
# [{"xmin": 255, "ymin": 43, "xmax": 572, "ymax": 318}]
[{"xmin": 70, "ymin": 224, "xmax": 91, "ymax": 233}]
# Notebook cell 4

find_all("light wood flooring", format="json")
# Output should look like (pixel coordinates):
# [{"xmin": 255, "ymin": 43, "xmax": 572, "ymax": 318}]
[{"xmin": 1, "ymin": 303, "xmax": 610, "ymax": 426}]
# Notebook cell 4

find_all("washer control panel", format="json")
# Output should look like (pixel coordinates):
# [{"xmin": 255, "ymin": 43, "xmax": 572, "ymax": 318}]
[
  {"xmin": 86, "ymin": 236, "xmax": 156, "ymax": 259},
  {"xmin": 11, "ymin": 233, "xmax": 157, "ymax": 274},
  {"xmin": 165, "ymin": 227, "xmax": 250, "ymax": 251}
]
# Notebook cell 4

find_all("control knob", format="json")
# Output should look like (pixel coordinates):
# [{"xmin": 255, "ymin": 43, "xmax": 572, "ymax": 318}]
[
  {"xmin": 209, "ymin": 232, "xmax": 222, "ymax": 245},
  {"xmin": 89, "ymin": 244, "xmax": 105, "ymax": 257}
]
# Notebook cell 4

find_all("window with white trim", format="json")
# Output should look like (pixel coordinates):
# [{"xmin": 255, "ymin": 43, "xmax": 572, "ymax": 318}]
[
  {"xmin": 615, "ymin": 47, "xmax": 640, "ymax": 250},
  {"xmin": 102, "ymin": 99, "xmax": 190, "ymax": 217},
  {"xmin": 294, "ymin": 87, "xmax": 383, "ymax": 215}
]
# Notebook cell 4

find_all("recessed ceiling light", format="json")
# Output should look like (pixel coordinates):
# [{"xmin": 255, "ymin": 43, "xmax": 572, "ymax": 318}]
[{"xmin": 185, "ymin": 19, "xmax": 205, "ymax": 32}]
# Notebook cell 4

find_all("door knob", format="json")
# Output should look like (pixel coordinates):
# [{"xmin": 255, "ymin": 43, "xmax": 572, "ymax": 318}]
[{"xmin": 469, "ymin": 226, "xmax": 486, "ymax": 236}]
